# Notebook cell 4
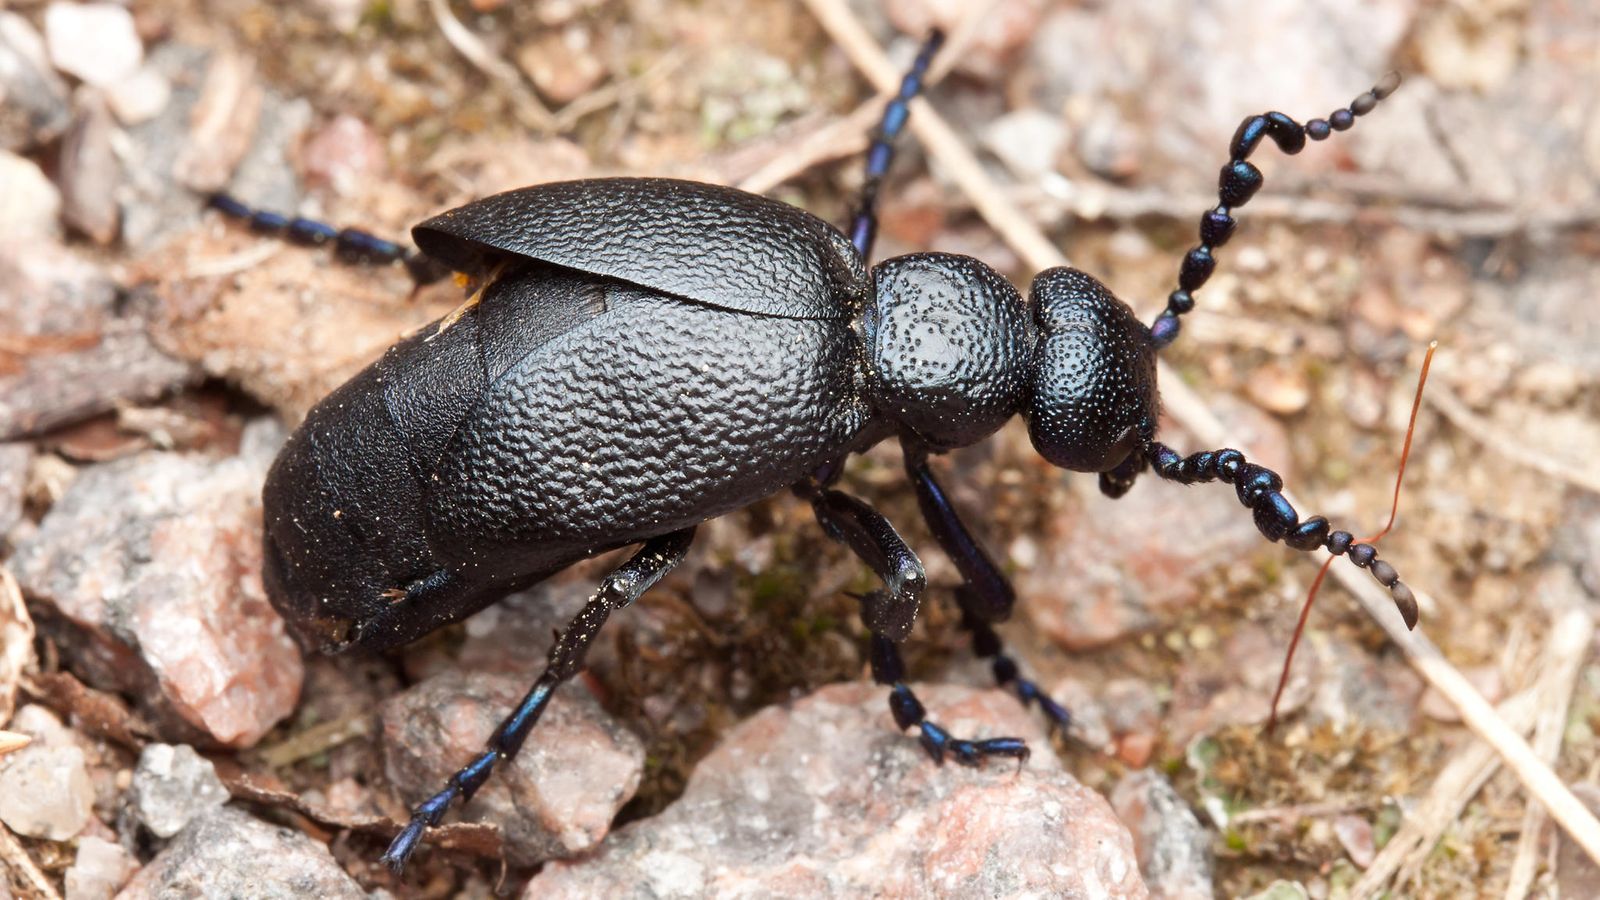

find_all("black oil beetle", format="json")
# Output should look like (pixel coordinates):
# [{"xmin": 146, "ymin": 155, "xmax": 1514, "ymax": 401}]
[{"xmin": 220, "ymin": 31, "xmax": 1416, "ymax": 872}]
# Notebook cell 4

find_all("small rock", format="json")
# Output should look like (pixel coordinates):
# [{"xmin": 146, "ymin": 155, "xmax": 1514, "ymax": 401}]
[
  {"xmin": 1111, "ymin": 770, "xmax": 1214, "ymax": 900},
  {"xmin": 116, "ymin": 807, "xmax": 366, "ymax": 900},
  {"xmin": 105, "ymin": 65, "xmax": 170, "ymax": 126},
  {"xmin": 982, "ymin": 108, "xmax": 1068, "ymax": 181},
  {"xmin": 44, "ymin": 2, "xmax": 143, "ymax": 88},
  {"xmin": 300, "ymin": 113, "xmax": 385, "ymax": 196},
  {"xmin": 1074, "ymin": 101, "xmax": 1144, "ymax": 182},
  {"xmin": 0, "ymin": 705, "xmax": 94, "ymax": 840},
  {"xmin": 0, "ymin": 150, "xmax": 62, "ymax": 240},
  {"xmin": 1303, "ymin": 635, "xmax": 1421, "ymax": 734},
  {"xmin": 1246, "ymin": 361, "xmax": 1312, "ymax": 416},
  {"xmin": 1332, "ymin": 813, "xmax": 1375, "ymax": 869},
  {"xmin": 59, "ymin": 89, "xmax": 121, "ymax": 245},
  {"xmin": 517, "ymin": 25, "xmax": 608, "ymax": 106},
  {"xmin": 1102, "ymin": 678, "xmax": 1162, "ymax": 766},
  {"xmin": 11, "ymin": 439, "xmax": 302, "ymax": 748},
  {"xmin": 0, "ymin": 12, "xmax": 72, "ymax": 149},
  {"xmin": 382, "ymin": 669, "xmax": 644, "ymax": 866},
  {"xmin": 0, "ymin": 443, "xmax": 30, "ymax": 543},
  {"xmin": 127, "ymin": 744, "xmax": 230, "ymax": 839},
  {"xmin": 1167, "ymin": 624, "xmax": 1312, "ymax": 748},
  {"xmin": 525, "ymin": 682, "xmax": 1148, "ymax": 898},
  {"xmin": 64, "ymin": 835, "xmax": 138, "ymax": 900}
]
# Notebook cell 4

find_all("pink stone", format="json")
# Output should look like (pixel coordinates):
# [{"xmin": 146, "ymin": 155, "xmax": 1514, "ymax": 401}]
[
  {"xmin": 526, "ymin": 682, "xmax": 1147, "ymax": 898},
  {"xmin": 382, "ymin": 670, "xmax": 644, "ymax": 866},
  {"xmin": 11, "ymin": 439, "xmax": 302, "ymax": 747}
]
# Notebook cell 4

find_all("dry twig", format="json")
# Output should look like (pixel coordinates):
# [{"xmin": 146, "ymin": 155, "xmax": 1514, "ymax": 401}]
[
  {"xmin": 1428, "ymin": 383, "xmax": 1600, "ymax": 496},
  {"xmin": 0, "ymin": 731, "xmax": 29, "ymax": 756},
  {"xmin": 426, "ymin": 0, "xmax": 554, "ymax": 134},
  {"xmin": 0, "ymin": 819, "xmax": 59, "ymax": 900},
  {"xmin": 1505, "ymin": 601, "xmax": 1594, "ymax": 899},
  {"xmin": 1351, "ymin": 689, "xmax": 1537, "ymax": 897},
  {"xmin": 798, "ymin": 0, "xmax": 1600, "ymax": 871},
  {"xmin": 0, "ymin": 566, "xmax": 33, "ymax": 725}
]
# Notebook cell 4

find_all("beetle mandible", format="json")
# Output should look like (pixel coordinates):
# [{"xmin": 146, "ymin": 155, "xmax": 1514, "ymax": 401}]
[{"xmin": 224, "ymin": 31, "xmax": 1416, "ymax": 872}]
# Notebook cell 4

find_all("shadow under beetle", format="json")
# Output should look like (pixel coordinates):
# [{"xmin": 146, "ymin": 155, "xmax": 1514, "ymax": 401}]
[{"xmin": 234, "ymin": 31, "xmax": 1417, "ymax": 872}]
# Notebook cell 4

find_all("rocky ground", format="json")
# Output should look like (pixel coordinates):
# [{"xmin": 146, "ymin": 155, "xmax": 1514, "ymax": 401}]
[{"xmin": 2, "ymin": 0, "xmax": 1599, "ymax": 897}]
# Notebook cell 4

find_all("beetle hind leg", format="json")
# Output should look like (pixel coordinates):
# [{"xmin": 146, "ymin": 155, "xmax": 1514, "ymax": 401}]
[{"xmin": 379, "ymin": 527, "xmax": 696, "ymax": 875}]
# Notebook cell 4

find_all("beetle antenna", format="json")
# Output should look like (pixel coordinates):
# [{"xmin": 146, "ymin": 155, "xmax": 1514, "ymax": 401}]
[
  {"xmin": 1142, "ymin": 337, "xmax": 1433, "ymax": 640},
  {"xmin": 1148, "ymin": 71, "xmax": 1403, "ymax": 349},
  {"xmin": 848, "ymin": 28, "xmax": 945, "ymax": 260},
  {"xmin": 1266, "ymin": 340, "xmax": 1437, "ymax": 731},
  {"xmin": 205, "ymin": 194, "xmax": 452, "ymax": 286}
]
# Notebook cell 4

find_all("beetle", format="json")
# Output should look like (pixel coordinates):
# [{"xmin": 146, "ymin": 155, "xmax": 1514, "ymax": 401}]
[{"xmin": 227, "ymin": 31, "xmax": 1418, "ymax": 872}]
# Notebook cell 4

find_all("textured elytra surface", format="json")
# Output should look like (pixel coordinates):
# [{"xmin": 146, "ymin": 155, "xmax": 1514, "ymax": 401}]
[
  {"xmin": 426, "ymin": 279, "xmax": 876, "ymax": 578},
  {"xmin": 1025, "ymin": 268, "xmax": 1159, "ymax": 472},
  {"xmin": 866, "ymin": 252, "xmax": 1036, "ymax": 451},
  {"xmin": 263, "ymin": 262, "xmax": 880, "ymax": 651},
  {"xmin": 412, "ymin": 178, "xmax": 870, "ymax": 320}
]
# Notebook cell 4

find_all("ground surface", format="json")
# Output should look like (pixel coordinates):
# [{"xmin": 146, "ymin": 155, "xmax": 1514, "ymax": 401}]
[{"xmin": 3, "ymin": 0, "xmax": 1600, "ymax": 898}]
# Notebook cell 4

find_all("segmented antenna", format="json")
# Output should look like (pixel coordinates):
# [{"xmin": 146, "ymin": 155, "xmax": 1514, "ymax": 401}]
[{"xmin": 1149, "ymin": 71, "xmax": 1403, "ymax": 348}]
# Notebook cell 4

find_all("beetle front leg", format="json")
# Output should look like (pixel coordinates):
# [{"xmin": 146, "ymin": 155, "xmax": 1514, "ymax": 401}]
[
  {"xmin": 379, "ymin": 527, "xmax": 696, "ymax": 874},
  {"xmin": 800, "ymin": 482, "xmax": 1027, "ymax": 766},
  {"xmin": 903, "ymin": 447, "xmax": 1073, "ymax": 734}
]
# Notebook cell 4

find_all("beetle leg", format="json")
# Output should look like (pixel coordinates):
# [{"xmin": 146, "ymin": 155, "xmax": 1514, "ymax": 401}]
[
  {"xmin": 204, "ymin": 194, "xmax": 452, "ymax": 286},
  {"xmin": 903, "ymin": 447, "xmax": 1073, "ymax": 735},
  {"xmin": 847, "ymin": 29, "xmax": 945, "ymax": 260},
  {"xmin": 379, "ymin": 527, "xmax": 696, "ymax": 875},
  {"xmin": 1144, "ymin": 442, "xmax": 1419, "ymax": 629},
  {"xmin": 802, "ymin": 482, "xmax": 1029, "ymax": 767}
]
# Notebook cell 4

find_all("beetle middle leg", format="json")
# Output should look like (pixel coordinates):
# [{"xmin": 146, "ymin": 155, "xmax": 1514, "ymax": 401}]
[
  {"xmin": 379, "ymin": 527, "xmax": 696, "ymax": 872},
  {"xmin": 902, "ymin": 445, "xmax": 1073, "ymax": 734},
  {"xmin": 799, "ymin": 480, "xmax": 1029, "ymax": 766}
]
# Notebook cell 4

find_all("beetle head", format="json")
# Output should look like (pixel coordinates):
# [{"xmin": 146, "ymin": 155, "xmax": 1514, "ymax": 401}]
[
  {"xmin": 1024, "ymin": 267, "xmax": 1159, "ymax": 473},
  {"xmin": 866, "ymin": 253, "xmax": 1034, "ymax": 451}
]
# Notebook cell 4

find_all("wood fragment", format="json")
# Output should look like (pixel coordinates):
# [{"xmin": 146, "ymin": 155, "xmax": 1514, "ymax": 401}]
[
  {"xmin": 0, "ymin": 730, "xmax": 30, "ymax": 756},
  {"xmin": 0, "ymin": 566, "xmax": 33, "ymax": 724},
  {"xmin": 0, "ymin": 819, "xmax": 59, "ymax": 900},
  {"xmin": 1505, "ymin": 600, "xmax": 1593, "ymax": 899},
  {"xmin": 1428, "ymin": 383, "xmax": 1600, "ymax": 496},
  {"xmin": 799, "ymin": 0, "xmax": 1600, "ymax": 873},
  {"xmin": 224, "ymin": 775, "xmax": 504, "ymax": 859},
  {"xmin": 255, "ymin": 713, "xmax": 372, "ymax": 770},
  {"xmin": 1350, "ymin": 688, "xmax": 1536, "ymax": 898}
]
